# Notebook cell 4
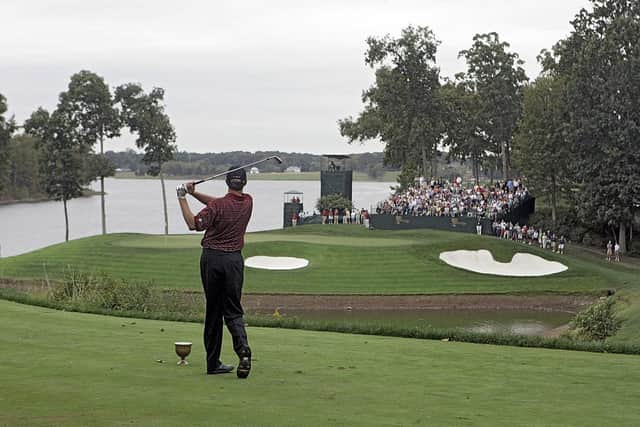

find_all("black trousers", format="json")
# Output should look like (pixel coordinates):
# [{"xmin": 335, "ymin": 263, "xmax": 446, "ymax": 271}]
[{"xmin": 200, "ymin": 248, "xmax": 249, "ymax": 372}]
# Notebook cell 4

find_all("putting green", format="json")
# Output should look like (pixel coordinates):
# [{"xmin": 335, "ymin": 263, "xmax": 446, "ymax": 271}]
[
  {"xmin": 1, "ymin": 300, "xmax": 639, "ymax": 426},
  {"xmin": 112, "ymin": 232, "xmax": 420, "ymax": 248},
  {"xmin": 0, "ymin": 226, "xmax": 620, "ymax": 295}
]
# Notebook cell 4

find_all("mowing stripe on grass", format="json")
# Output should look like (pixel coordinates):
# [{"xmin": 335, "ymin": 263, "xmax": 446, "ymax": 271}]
[{"xmin": 1, "ymin": 300, "xmax": 639, "ymax": 427}]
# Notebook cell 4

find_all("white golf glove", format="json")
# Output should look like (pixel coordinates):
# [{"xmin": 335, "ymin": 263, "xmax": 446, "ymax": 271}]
[{"xmin": 176, "ymin": 184, "xmax": 187, "ymax": 199}]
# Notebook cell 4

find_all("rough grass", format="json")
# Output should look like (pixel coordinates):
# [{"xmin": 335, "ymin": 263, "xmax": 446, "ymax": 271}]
[{"xmin": 1, "ymin": 299, "xmax": 639, "ymax": 427}]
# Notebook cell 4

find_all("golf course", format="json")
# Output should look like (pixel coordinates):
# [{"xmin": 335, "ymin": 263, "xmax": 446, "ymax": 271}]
[
  {"xmin": 1, "ymin": 226, "xmax": 640, "ymax": 425},
  {"xmin": 1, "ymin": 299, "xmax": 639, "ymax": 427}
]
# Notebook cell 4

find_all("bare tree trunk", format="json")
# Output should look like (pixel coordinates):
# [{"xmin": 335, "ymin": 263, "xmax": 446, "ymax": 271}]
[
  {"xmin": 160, "ymin": 167, "xmax": 169, "ymax": 235},
  {"xmin": 100, "ymin": 133, "xmax": 106, "ymax": 235},
  {"xmin": 619, "ymin": 223, "xmax": 627, "ymax": 254},
  {"xmin": 473, "ymin": 154, "xmax": 480, "ymax": 185},
  {"xmin": 551, "ymin": 174, "xmax": 557, "ymax": 228},
  {"xmin": 63, "ymin": 198, "xmax": 69, "ymax": 242},
  {"xmin": 502, "ymin": 140, "xmax": 509, "ymax": 180},
  {"xmin": 431, "ymin": 150, "xmax": 438, "ymax": 179},
  {"xmin": 421, "ymin": 147, "xmax": 428, "ymax": 180}
]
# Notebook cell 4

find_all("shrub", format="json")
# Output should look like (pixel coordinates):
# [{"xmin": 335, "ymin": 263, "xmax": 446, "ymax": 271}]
[
  {"xmin": 570, "ymin": 298, "xmax": 621, "ymax": 341},
  {"xmin": 50, "ymin": 270, "xmax": 152, "ymax": 312},
  {"xmin": 316, "ymin": 194, "xmax": 353, "ymax": 211}
]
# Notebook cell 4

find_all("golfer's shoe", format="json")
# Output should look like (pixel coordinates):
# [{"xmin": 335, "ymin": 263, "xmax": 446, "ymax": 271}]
[
  {"xmin": 237, "ymin": 347, "xmax": 251, "ymax": 379},
  {"xmin": 208, "ymin": 363, "xmax": 234, "ymax": 375}
]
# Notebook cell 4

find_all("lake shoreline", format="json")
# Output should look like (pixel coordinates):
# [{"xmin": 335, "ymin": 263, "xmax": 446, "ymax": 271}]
[{"xmin": 0, "ymin": 189, "xmax": 103, "ymax": 206}]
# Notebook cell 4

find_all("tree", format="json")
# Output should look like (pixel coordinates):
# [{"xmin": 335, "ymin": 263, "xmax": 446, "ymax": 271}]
[
  {"xmin": 513, "ymin": 75, "xmax": 571, "ymax": 226},
  {"xmin": 316, "ymin": 194, "xmax": 353, "ymax": 212},
  {"xmin": 459, "ymin": 33, "xmax": 528, "ymax": 180},
  {"xmin": 115, "ymin": 83, "xmax": 177, "ymax": 235},
  {"xmin": 441, "ymin": 77, "xmax": 490, "ymax": 184},
  {"xmin": 5, "ymin": 135, "xmax": 43, "ymax": 200},
  {"xmin": 339, "ymin": 25, "xmax": 444, "ymax": 186},
  {"xmin": 58, "ymin": 71, "xmax": 121, "ymax": 235},
  {"xmin": 0, "ymin": 94, "xmax": 16, "ymax": 195},
  {"xmin": 24, "ymin": 106, "xmax": 94, "ymax": 242},
  {"xmin": 545, "ymin": 0, "xmax": 640, "ymax": 252}
]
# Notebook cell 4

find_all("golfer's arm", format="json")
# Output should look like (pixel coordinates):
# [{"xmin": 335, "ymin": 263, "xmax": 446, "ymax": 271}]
[
  {"xmin": 179, "ymin": 198, "xmax": 197, "ymax": 230},
  {"xmin": 191, "ymin": 191, "xmax": 216, "ymax": 205}
]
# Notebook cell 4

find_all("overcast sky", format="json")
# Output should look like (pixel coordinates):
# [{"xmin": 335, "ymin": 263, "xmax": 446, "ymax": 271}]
[{"xmin": 1, "ymin": 0, "xmax": 591, "ymax": 154}]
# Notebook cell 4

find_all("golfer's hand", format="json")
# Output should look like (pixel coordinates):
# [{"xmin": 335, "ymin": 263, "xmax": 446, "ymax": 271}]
[
  {"xmin": 176, "ymin": 184, "xmax": 187, "ymax": 199},
  {"xmin": 186, "ymin": 182, "xmax": 196, "ymax": 194}
]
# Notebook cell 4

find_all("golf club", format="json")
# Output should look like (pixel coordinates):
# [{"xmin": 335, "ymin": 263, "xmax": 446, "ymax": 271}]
[{"xmin": 193, "ymin": 156, "xmax": 283, "ymax": 185}]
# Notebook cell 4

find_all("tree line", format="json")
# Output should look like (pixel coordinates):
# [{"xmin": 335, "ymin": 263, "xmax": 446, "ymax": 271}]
[
  {"xmin": 340, "ymin": 0, "xmax": 639, "ymax": 253},
  {"xmin": 104, "ymin": 150, "xmax": 396, "ymax": 178},
  {"xmin": 0, "ymin": 71, "xmax": 176, "ymax": 240}
]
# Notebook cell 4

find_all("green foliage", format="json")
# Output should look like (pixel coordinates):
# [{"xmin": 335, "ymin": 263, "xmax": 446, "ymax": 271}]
[
  {"xmin": 0, "ymin": 135, "xmax": 43, "ymax": 200},
  {"xmin": 545, "ymin": 0, "xmax": 640, "ymax": 251},
  {"xmin": 24, "ymin": 106, "xmax": 92, "ymax": 204},
  {"xmin": 0, "ymin": 94, "xmax": 16, "ymax": 194},
  {"xmin": 570, "ymin": 298, "xmax": 622, "ymax": 341},
  {"xmin": 50, "ymin": 269, "xmax": 152, "ymax": 313},
  {"xmin": 114, "ymin": 83, "xmax": 176, "ymax": 172},
  {"xmin": 316, "ymin": 194, "xmax": 353, "ymax": 211},
  {"xmin": 441, "ymin": 78, "xmax": 488, "ymax": 184},
  {"xmin": 459, "ymin": 32, "xmax": 529, "ymax": 179},
  {"xmin": 339, "ymin": 25, "xmax": 444, "ymax": 179},
  {"xmin": 58, "ymin": 70, "xmax": 121, "ymax": 149},
  {"xmin": 115, "ymin": 83, "xmax": 177, "ymax": 234},
  {"xmin": 394, "ymin": 161, "xmax": 419, "ymax": 191},
  {"xmin": 513, "ymin": 75, "xmax": 571, "ymax": 224}
]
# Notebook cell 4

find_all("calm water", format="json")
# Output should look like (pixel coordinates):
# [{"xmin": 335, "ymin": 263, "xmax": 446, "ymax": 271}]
[
  {"xmin": 252, "ymin": 308, "xmax": 573, "ymax": 336},
  {"xmin": 0, "ymin": 178, "xmax": 393, "ymax": 257}
]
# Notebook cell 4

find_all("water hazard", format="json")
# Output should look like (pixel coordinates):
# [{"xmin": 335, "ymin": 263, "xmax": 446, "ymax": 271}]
[{"xmin": 250, "ymin": 308, "xmax": 573, "ymax": 336}]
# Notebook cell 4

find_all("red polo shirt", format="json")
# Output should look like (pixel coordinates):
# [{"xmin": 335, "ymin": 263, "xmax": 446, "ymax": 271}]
[{"xmin": 194, "ymin": 192, "xmax": 253, "ymax": 252}]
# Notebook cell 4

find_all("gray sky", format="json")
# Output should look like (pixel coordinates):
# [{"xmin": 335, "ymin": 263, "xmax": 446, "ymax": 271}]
[{"xmin": 1, "ymin": 0, "xmax": 591, "ymax": 154}]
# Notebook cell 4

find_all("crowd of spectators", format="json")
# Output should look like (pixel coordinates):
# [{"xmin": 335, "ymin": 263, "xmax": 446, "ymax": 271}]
[
  {"xmin": 320, "ymin": 208, "xmax": 370, "ymax": 227},
  {"xmin": 375, "ymin": 178, "xmax": 530, "ymax": 220},
  {"xmin": 491, "ymin": 220, "xmax": 567, "ymax": 254}
]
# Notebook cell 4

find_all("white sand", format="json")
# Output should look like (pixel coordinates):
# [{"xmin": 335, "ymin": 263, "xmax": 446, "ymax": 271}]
[
  {"xmin": 245, "ymin": 256, "xmax": 309, "ymax": 270},
  {"xmin": 439, "ymin": 249, "xmax": 567, "ymax": 277}
]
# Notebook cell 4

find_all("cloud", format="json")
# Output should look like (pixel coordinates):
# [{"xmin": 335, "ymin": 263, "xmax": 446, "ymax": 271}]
[{"xmin": 1, "ymin": 0, "xmax": 591, "ymax": 153}]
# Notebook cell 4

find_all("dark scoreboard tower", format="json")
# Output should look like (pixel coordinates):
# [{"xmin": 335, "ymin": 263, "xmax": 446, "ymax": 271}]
[{"xmin": 320, "ymin": 155, "xmax": 353, "ymax": 201}]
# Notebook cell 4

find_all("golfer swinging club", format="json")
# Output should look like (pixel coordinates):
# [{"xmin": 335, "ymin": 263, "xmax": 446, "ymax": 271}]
[{"xmin": 176, "ymin": 167, "xmax": 252, "ymax": 378}]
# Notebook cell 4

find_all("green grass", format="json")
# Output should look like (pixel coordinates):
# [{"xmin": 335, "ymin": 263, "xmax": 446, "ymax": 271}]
[
  {"xmin": 2, "ymin": 225, "xmax": 639, "ymax": 344},
  {"xmin": 1, "ymin": 299, "xmax": 639, "ymax": 427},
  {"xmin": 0, "ymin": 225, "xmax": 627, "ymax": 295}
]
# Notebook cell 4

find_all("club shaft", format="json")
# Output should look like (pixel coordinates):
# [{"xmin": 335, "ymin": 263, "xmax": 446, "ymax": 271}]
[{"xmin": 193, "ymin": 156, "xmax": 280, "ymax": 185}]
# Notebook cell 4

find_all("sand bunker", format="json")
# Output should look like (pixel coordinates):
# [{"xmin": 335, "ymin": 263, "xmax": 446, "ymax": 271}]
[
  {"xmin": 245, "ymin": 256, "xmax": 309, "ymax": 270},
  {"xmin": 439, "ymin": 249, "xmax": 567, "ymax": 277}
]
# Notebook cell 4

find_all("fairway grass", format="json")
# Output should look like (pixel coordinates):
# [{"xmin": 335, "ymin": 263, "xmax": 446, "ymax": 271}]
[
  {"xmin": 2, "ymin": 299, "xmax": 639, "ymax": 427},
  {"xmin": 0, "ymin": 226, "xmax": 626, "ymax": 295},
  {"xmin": 2, "ymin": 225, "xmax": 640, "ymax": 345}
]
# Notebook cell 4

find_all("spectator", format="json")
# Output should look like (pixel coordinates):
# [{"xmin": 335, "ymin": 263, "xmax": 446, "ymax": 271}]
[
  {"xmin": 362, "ymin": 209, "xmax": 370, "ymax": 228},
  {"xmin": 374, "ymin": 179, "xmax": 530, "ymax": 221},
  {"xmin": 321, "ymin": 208, "xmax": 329, "ymax": 224}
]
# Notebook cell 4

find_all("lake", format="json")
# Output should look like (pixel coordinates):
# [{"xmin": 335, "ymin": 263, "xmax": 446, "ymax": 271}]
[{"xmin": 0, "ymin": 178, "xmax": 394, "ymax": 257}]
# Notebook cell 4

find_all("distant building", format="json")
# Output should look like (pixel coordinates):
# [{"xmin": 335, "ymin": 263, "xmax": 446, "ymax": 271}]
[
  {"xmin": 250, "ymin": 167, "xmax": 260, "ymax": 174},
  {"xmin": 285, "ymin": 166, "xmax": 302, "ymax": 173}
]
